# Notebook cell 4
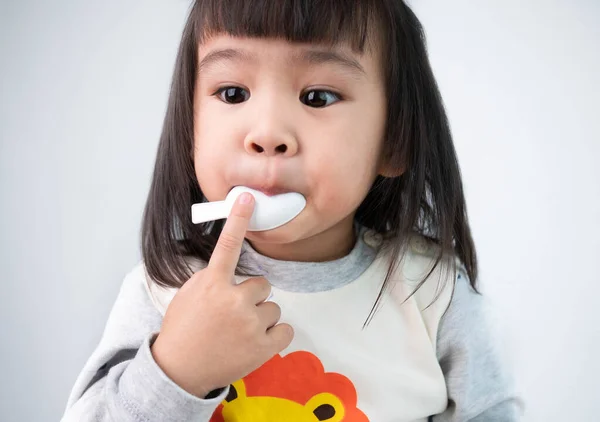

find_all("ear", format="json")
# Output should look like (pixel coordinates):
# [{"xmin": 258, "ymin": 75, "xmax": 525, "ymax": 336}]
[
  {"xmin": 376, "ymin": 146, "xmax": 405, "ymax": 178},
  {"xmin": 377, "ymin": 159, "xmax": 405, "ymax": 178}
]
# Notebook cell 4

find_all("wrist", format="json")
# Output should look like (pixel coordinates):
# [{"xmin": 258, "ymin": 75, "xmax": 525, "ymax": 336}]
[{"xmin": 150, "ymin": 336, "xmax": 214, "ymax": 399}]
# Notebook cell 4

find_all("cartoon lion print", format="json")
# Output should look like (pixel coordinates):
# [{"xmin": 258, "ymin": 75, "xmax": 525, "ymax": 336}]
[{"xmin": 210, "ymin": 351, "xmax": 369, "ymax": 421}]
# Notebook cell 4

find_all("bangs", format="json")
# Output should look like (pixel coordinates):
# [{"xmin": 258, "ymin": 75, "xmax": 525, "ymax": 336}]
[{"xmin": 192, "ymin": 0, "xmax": 383, "ymax": 53}]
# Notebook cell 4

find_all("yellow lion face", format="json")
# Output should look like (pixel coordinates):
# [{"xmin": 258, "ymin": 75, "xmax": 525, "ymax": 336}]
[{"xmin": 222, "ymin": 379, "xmax": 346, "ymax": 422}]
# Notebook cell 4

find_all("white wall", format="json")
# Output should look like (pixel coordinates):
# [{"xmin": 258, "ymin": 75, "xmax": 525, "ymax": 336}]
[
  {"xmin": 1, "ymin": 1, "xmax": 598, "ymax": 420},
  {"xmin": 411, "ymin": 1, "xmax": 600, "ymax": 420},
  {"xmin": 0, "ymin": 1, "xmax": 190, "ymax": 419}
]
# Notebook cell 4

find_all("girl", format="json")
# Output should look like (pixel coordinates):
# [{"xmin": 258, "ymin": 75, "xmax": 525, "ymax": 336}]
[{"xmin": 63, "ymin": 1, "xmax": 520, "ymax": 421}]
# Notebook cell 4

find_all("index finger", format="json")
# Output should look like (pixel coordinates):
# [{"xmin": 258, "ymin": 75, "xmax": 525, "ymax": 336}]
[{"xmin": 208, "ymin": 192, "xmax": 255, "ymax": 276}]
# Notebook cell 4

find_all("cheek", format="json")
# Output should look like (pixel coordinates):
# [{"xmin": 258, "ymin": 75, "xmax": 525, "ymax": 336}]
[
  {"xmin": 193, "ymin": 123, "xmax": 230, "ymax": 201},
  {"xmin": 307, "ymin": 145, "xmax": 378, "ymax": 215}
]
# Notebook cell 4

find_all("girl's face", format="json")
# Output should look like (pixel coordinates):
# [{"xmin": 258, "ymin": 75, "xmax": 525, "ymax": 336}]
[{"xmin": 193, "ymin": 34, "xmax": 388, "ymax": 260}]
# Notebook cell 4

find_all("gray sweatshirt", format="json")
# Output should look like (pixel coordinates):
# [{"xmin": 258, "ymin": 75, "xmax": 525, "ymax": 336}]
[{"xmin": 61, "ymin": 227, "xmax": 522, "ymax": 421}]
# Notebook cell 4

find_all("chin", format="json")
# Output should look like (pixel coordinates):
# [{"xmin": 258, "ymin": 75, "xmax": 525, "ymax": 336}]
[{"xmin": 245, "ymin": 218, "xmax": 311, "ymax": 244}]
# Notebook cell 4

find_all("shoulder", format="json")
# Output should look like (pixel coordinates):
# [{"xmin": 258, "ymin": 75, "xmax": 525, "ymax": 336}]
[
  {"xmin": 436, "ymin": 271, "xmax": 495, "ymax": 361},
  {"xmin": 104, "ymin": 262, "xmax": 170, "ymax": 325},
  {"xmin": 376, "ymin": 232, "xmax": 463, "ymax": 347},
  {"xmin": 140, "ymin": 256, "xmax": 208, "ymax": 316},
  {"xmin": 110, "ymin": 262, "xmax": 157, "ymax": 311},
  {"xmin": 391, "ymin": 233, "xmax": 463, "ymax": 313}
]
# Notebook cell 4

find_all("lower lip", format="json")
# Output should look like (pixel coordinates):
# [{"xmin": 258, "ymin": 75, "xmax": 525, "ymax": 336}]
[
  {"xmin": 230, "ymin": 186, "xmax": 292, "ymax": 197},
  {"xmin": 259, "ymin": 189, "xmax": 288, "ymax": 197}
]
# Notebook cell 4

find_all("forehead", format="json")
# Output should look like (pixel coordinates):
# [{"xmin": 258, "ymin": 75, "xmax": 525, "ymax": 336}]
[{"xmin": 197, "ymin": 35, "xmax": 383, "ymax": 82}]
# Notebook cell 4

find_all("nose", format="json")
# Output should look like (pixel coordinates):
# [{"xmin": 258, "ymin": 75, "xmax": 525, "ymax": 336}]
[
  {"xmin": 244, "ymin": 135, "xmax": 298, "ymax": 157},
  {"xmin": 243, "ymin": 116, "xmax": 299, "ymax": 157}
]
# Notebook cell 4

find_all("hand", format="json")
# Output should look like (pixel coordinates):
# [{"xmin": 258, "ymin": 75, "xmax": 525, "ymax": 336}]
[{"xmin": 151, "ymin": 192, "xmax": 294, "ymax": 398}]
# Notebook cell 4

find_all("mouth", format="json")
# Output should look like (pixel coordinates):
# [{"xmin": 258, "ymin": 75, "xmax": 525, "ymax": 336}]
[{"xmin": 232, "ymin": 185, "xmax": 295, "ymax": 197}]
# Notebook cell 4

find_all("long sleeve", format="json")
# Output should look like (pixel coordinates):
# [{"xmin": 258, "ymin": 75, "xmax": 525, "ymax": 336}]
[
  {"xmin": 431, "ymin": 273, "xmax": 524, "ymax": 421},
  {"xmin": 61, "ymin": 263, "xmax": 228, "ymax": 422}
]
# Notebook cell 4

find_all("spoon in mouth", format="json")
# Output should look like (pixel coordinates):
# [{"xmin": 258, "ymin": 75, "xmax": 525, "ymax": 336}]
[{"xmin": 191, "ymin": 186, "xmax": 306, "ymax": 231}]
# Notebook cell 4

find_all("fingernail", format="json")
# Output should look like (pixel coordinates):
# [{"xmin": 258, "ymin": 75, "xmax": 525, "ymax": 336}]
[{"xmin": 239, "ymin": 192, "xmax": 253, "ymax": 204}]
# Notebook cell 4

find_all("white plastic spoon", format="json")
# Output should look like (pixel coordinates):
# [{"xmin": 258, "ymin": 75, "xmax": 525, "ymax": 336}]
[{"xmin": 191, "ymin": 186, "xmax": 306, "ymax": 231}]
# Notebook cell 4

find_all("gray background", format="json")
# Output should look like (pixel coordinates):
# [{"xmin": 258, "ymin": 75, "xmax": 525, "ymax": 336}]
[{"xmin": 1, "ymin": 0, "xmax": 598, "ymax": 420}]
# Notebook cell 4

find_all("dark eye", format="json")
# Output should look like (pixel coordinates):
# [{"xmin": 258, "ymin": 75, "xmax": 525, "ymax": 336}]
[
  {"xmin": 314, "ymin": 404, "xmax": 336, "ymax": 420},
  {"xmin": 215, "ymin": 86, "xmax": 250, "ymax": 104},
  {"xmin": 301, "ymin": 90, "xmax": 342, "ymax": 108}
]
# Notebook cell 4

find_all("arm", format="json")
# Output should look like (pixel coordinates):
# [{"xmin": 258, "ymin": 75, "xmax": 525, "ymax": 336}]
[
  {"xmin": 432, "ymin": 273, "xmax": 523, "ymax": 421},
  {"xmin": 61, "ymin": 264, "xmax": 228, "ymax": 422}
]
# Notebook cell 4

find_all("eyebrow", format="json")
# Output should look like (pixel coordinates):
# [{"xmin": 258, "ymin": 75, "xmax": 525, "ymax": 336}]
[
  {"xmin": 295, "ymin": 49, "xmax": 367, "ymax": 78},
  {"xmin": 198, "ymin": 47, "xmax": 367, "ymax": 78}
]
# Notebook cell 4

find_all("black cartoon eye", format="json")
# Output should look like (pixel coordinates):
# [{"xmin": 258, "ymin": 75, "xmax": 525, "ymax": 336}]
[
  {"xmin": 300, "ymin": 90, "xmax": 342, "ymax": 108},
  {"xmin": 225, "ymin": 384, "xmax": 238, "ymax": 402},
  {"xmin": 215, "ymin": 86, "xmax": 250, "ymax": 104},
  {"xmin": 313, "ymin": 404, "xmax": 336, "ymax": 420}
]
